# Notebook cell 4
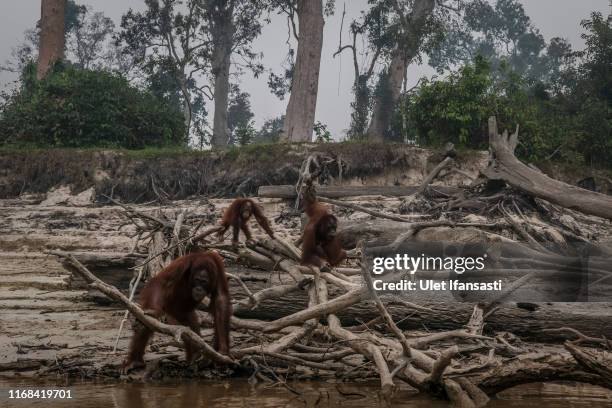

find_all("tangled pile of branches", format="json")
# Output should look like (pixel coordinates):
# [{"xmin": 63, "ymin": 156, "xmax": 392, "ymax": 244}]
[{"xmin": 48, "ymin": 118, "xmax": 612, "ymax": 407}]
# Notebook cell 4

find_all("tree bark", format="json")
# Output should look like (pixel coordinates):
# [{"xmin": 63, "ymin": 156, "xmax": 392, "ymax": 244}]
[
  {"xmin": 366, "ymin": 0, "xmax": 435, "ymax": 141},
  {"xmin": 484, "ymin": 117, "xmax": 612, "ymax": 220},
  {"xmin": 179, "ymin": 76, "xmax": 192, "ymax": 136},
  {"xmin": 210, "ymin": 6, "xmax": 235, "ymax": 148},
  {"xmin": 281, "ymin": 0, "xmax": 324, "ymax": 143},
  {"xmin": 228, "ymin": 275, "xmax": 612, "ymax": 342},
  {"xmin": 258, "ymin": 184, "xmax": 461, "ymax": 198},
  {"xmin": 59, "ymin": 255, "xmax": 612, "ymax": 343},
  {"xmin": 349, "ymin": 75, "xmax": 372, "ymax": 137},
  {"xmin": 37, "ymin": 0, "xmax": 66, "ymax": 80},
  {"xmin": 366, "ymin": 51, "xmax": 407, "ymax": 141}
]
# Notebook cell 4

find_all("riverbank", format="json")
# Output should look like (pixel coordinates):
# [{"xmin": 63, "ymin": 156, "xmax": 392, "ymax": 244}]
[
  {"xmin": 2, "ymin": 194, "xmax": 611, "ymax": 382},
  {"xmin": 2, "ymin": 143, "xmax": 611, "ymax": 202}
]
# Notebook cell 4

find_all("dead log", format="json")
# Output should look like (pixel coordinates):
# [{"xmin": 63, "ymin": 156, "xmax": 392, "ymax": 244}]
[
  {"xmin": 258, "ymin": 184, "xmax": 461, "ymax": 199},
  {"xmin": 0, "ymin": 359, "xmax": 46, "ymax": 372},
  {"xmin": 48, "ymin": 250, "xmax": 145, "ymax": 268},
  {"xmin": 227, "ymin": 269, "xmax": 612, "ymax": 342},
  {"xmin": 338, "ymin": 220, "xmax": 508, "ymax": 248},
  {"xmin": 58, "ymin": 251, "xmax": 146, "ymax": 290},
  {"xmin": 68, "ymin": 247, "xmax": 609, "ymax": 343},
  {"xmin": 565, "ymin": 342, "xmax": 612, "ymax": 382},
  {"xmin": 483, "ymin": 117, "xmax": 612, "ymax": 220},
  {"xmin": 401, "ymin": 143, "xmax": 456, "ymax": 208},
  {"xmin": 319, "ymin": 196, "xmax": 426, "ymax": 222}
]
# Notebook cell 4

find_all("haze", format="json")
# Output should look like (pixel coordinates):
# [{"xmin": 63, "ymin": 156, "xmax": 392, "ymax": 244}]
[{"xmin": 0, "ymin": 0, "xmax": 609, "ymax": 138}]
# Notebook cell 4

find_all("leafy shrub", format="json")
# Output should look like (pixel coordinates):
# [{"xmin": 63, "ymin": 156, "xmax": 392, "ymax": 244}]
[
  {"xmin": 397, "ymin": 56, "xmax": 494, "ymax": 148},
  {"xmin": 0, "ymin": 64, "xmax": 186, "ymax": 149},
  {"xmin": 395, "ymin": 49, "xmax": 611, "ymax": 167},
  {"xmin": 235, "ymin": 122, "xmax": 257, "ymax": 146},
  {"xmin": 313, "ymin": 121, "xmax": 333, "ymax": 143}
]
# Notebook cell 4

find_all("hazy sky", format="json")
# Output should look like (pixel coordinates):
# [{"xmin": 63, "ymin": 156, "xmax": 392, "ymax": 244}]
[{"xmin": 1, "ymin": 0, "xmax": 609, "ymax": 138}]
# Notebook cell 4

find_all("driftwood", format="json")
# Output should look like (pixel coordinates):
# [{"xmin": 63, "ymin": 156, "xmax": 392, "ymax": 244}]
[
  {"xmin": 400, "ymin": 143, "xmax": 456, "ymax": 210},
  {"xmin": 74, "ymin": 251, "xmax": 603, "ymax": 342},
  {"xmin": 338, "ymin": 219, "xmax": 508, "ymax": 248},
  {"xmin": 259, "ymin": 184, "xmax": 461, "ymax": 198},
  {"xmin": 46, "ymin": 251, "xmax": 146, "ymax": 268},
  {"xmin": 230, "ymin": 275, "xmax": 612, "ymax": 342},
  {"xmin": 319, "ymin": 196, "xmax": 428, "ymax": 222},
  {"xmin": 41, "ymin": 148, "xmax": 612, "ymax": 405},
  {"xmin": 49, "ymin": 215, "xmax": 612, "ymax": 405},
  {"xmin": 483, "ymin": 116, "xmax": 612, "ymax": 220}
]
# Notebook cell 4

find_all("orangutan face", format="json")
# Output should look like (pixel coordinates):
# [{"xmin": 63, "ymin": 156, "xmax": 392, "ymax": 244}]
[
  {"xmin": 241, "ymin": 201, "xmax": 253, "ymax": 220},
  {"xmin": 317, "ymin": 214, "xmax": 338, "ymax": 241},
  {"xmin": 190, "ymin": 268, "xmax": 210, "ymax": 302}
]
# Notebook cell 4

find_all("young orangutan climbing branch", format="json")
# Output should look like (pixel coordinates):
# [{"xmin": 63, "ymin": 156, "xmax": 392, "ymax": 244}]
[{"xmin": 218, "ymin": 198, "xmax": 275, "ymax": 246}]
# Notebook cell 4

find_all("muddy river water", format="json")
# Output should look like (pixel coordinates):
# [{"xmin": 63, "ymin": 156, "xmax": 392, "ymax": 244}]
[{"xmin": 1, "ymin": 379, "xmax": 611, "ymax": 407}]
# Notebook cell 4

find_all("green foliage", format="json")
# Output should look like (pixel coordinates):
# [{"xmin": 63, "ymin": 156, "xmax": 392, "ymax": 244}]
[
  {"xmin": 228, "ymin": 86, "xmax": 254, "ymax": 144},
  {"xmin": 394, "ymin": 9, "xmax": 611, "ymax": 167},
  {"xmin": 347, "ymin": 75, "xmax": 372, "ymax": 139},
  {"xmin": 430, "ymin": 0, "xmax": 568, "ymax": 85},
  {"xmin": 255, "ymin": 116, "xmax": 284, "ymax": 144},
  {"xmin": 0, "ymin": 65, "xmax": 186, "ymax": 149},
  {"xmin": 235, "ymin": 122, "xmax": 257, "ymax": 146},
  {"xmin": 313, "ymin": 121, "xmax": 333, "ymax": 143},
  {"xmin": 566, "ymin": 11, "xmax": 612, "ymax": 166},
  {"xmin": 399, "ymin": 56, "xmax": 494, "ymax": 148}
]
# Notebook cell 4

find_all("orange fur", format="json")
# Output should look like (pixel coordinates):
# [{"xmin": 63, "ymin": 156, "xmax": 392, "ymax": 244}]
[
  {"xmin": 301, "ymin": 196, "xmax": 347, "ymax": 268},
  {"xmin": 123, "ymin": 251, "xmax": 231, "ymax": 371},
  {"xmin": 218, "ymin": 198, "xmax": 275, "ymax": 244}
]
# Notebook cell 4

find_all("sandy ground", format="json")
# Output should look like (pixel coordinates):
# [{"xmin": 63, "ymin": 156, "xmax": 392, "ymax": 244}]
[
  {"xmin": 0, "ymin": 196, "xmax": 342, "ymax": 378},
  {"xmin": 0, "ymin": 200, "xmax": 136, "ymax": 377},
  {"xmin": 1, "ymin": 192, "xmax": 611, "ymax": 380}
]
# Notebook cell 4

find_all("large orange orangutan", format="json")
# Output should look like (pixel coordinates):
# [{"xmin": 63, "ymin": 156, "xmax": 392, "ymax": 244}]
[
  {"xmin": 122, "ymin": 251, "xmax": 231, "ymax": 372},
  {"xmin": 300, "ymin": 191, "xmax": 346, "ymax": 269}
]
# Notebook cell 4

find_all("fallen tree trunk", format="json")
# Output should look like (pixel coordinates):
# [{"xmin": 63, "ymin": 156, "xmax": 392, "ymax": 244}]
[
  {"xmin": 258, "ymin": 184, "xmax": 461, "ymax": 199},
  {"xmin": 338, "ymin": 220, "xmax": 509, "ymax": 248},
  {"xmin": 474, "ymin": 351, "xmax": 612, "ymax": 394},
  {"xmin": 78, "ymin": 260, "xmax": 612, "ymax": 342},
  {"xmin": 50, "ymin": 251, "xmax": 145, "ymax": 268},
  {"xmin": 483, "ymin": 117, "xmax": 612, "ymax": 220},
  {"xmin": 228, "ymin": 270, "xmax": 612, "ymax": 342}
]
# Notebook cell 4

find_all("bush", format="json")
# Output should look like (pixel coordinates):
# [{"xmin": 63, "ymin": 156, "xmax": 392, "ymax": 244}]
[
  {"xmin": 0, "ymin": 64, "xmax": 186, "ymax": 149},
  {"xmin": 397, "ymin": 56, "xmax": 494, "ymax": 148},
  {"xmin": 395, "ymin": 52, "xmax": 611, "ymax": 167}
]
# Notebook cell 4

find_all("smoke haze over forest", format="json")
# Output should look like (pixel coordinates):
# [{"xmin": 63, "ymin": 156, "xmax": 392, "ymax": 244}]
[{"xmin": 0, "ymin": 0, "xmax": 609, "ymax": 138}]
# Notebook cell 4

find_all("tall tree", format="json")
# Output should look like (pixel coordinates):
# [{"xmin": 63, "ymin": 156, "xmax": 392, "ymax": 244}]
[
  {"xmin": 280, "ymin": 0, "xmax": 325, "ymax": 143},
  {"xmin": 119, "ymin": 0, "xmax": 212, "ymax": 137},
  {"xmin": 119, "ymin": 0, "xmax": 264, "ymax": 147},
  {"xmin": 429, "ymin": 0, "xmax": 565, "ymax": 83},
  {"xmin": 227, "ymin": 85, "xmax": 254, "ymax": 144},
  {"xmin": 3, "ymin": 3, "xmax": 131, "ymax": 76},
  {"xmin": 208, "ymin": 0, "xmax": 235, "ymax": 147},
  {"xmin": 37, "ymin": 0, "xmax": 66, "ymax": 79},
  {"xmin": 206, "ymin": 0, "xmax": 264, "ymax": 147},
  {"xmin": 68, "ymin": 7, "xmax": 115, "ymax": 70},
  {"xmin": 334, "ymin": 8, "xmax": 392, "ymax": 138},
  {"xmin": 366, "ymin": 0, "xmax": 436, "ymax": 141}
]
